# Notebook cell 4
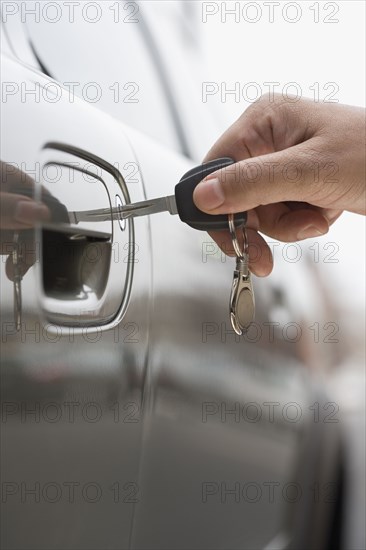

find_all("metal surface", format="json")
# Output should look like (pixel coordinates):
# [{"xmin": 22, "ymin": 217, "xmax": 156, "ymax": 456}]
[
  {"xmin": 228, "ymin": 213, "xmax": 249, "ymax": 261},
  {"xmin": 1, "ymin": 5, "xmax": 344, "ymax": 550},
  {"xmin": 12, "ymin": 232, "xmax": 22, "ymax": 331},
  {"xmin": 228, "ymin": 214, "xmax": 255, "ymax": 335},
  {"xmin": 35, "ymin": 150, "xmax": 135, "ymax": 332},
  {"xmin": 69, "ymin": 194, "xmax": 178, "ymax": 224},
  {"xmin": 1, "ymin": 54, "xmax": 150, "ymax": 550}
]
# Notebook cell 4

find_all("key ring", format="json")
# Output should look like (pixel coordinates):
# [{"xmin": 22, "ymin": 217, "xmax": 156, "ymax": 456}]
[
  {"xmin": 228, "ymin": 214, "xmax": 255, "ymax": 335},
  {"xmin": 228, "ymin": 213, "xmax": 248, "ymax": 260}
]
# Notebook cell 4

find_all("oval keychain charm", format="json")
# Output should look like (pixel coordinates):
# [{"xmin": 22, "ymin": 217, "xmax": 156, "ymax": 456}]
[
  {"xmin": 230, "ymin": 257, "xmax": 255, "ymax": 335},
  {"xmin": 228, "ymin": 215, "xmax": 255, "ymax": 335}
]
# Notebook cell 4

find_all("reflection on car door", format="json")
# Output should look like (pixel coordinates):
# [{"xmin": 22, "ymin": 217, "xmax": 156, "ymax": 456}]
[{"xmin": 1, "ymin": 55, "xmax": 150, "ymax": 550}]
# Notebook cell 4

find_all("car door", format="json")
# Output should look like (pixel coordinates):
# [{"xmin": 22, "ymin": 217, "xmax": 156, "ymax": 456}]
[{"xmin": 0, "ymin": 50, "xmax": 154, "ymax": 549}]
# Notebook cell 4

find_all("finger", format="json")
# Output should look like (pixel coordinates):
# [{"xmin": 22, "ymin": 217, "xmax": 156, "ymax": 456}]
[
  {"xmin": 194, "ymin": 140, "xmax": 324, "ymax": 215},
  {"xmin": 209, "ymin": 228, "xmax": 273, "ymax": 277},
  {"xmin": 1, "ymin": 160, "xmax": 53, "ymax": 197},
  {"xmin": 203, "ymin": 94, "xmax": 312, "ymax": 164},
  {"xmin": 0, "ymin": 193, "xmax": 50, "ymax": 229},
  {"xmin": 255, "ymin": 203, "xmax": 330, "ymax": 241},
  {"xmin": 1, "ymin": 161, "xmax": 36, "ymax": 192},
  {"xmin": 321, "ymin": 208, "xmax": 343, "ymax": 225}
]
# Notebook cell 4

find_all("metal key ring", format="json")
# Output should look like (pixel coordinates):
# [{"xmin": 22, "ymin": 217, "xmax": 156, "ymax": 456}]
[
  {"xmin": 228, "ymin": 214, "xmax": 248, "ymax": 259},
  {"xmin": 12, "ymin": 231, "xmax": 23, "ymax": 331}
]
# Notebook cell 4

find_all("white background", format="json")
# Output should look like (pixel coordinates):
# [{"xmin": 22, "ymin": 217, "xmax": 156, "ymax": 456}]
[{"xmin": 198, "ymin": 0, "xmax": 365, "ymax": 314}]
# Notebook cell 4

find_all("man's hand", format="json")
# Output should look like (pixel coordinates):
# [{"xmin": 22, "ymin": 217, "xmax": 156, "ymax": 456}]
[
  {"xmin": 193, "ymin": 95, "xmax": 366, "ymax": 276},
  {"xmin": 0, "ymin": 161, "xmax": 50, "ymax": 280}
]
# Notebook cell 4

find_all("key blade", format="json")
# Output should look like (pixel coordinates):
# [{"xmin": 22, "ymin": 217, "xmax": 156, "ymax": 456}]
[
  {"xmin": 69, "ymin": 195, "xmax": 177, "ymax": 223},
  {"xmin": 164, "ymin": 195, "xmax": 178, "ymax": 215},
  {"xmin": 117, "ymin": 195, "xmax": 177, "ymax": 219}
]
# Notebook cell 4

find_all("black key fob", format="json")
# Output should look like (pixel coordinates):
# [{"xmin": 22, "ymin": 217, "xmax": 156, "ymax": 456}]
[{"xmin": 175, "ymin": 158, "xmax": 247, "ymax": 231}]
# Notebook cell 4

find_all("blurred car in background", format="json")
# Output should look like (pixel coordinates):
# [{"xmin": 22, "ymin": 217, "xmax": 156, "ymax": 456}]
[{"xmin": 1, "ymin": 2, "xmax": 345, "ymax": 549}]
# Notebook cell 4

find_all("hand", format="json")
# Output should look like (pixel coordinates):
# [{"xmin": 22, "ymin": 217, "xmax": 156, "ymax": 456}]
[
  {"xmin": 194, "ymin": 95, "xmax": 366, "ymax": 276},
  {"xmin": 0, "ymin": 161, "xmax": 50, "ymax": 280}
]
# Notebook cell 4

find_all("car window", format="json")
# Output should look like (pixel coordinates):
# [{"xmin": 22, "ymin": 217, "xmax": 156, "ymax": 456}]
[{"xmin": 24, "ymin": 1, "xmax": 182, "ymax": 153}]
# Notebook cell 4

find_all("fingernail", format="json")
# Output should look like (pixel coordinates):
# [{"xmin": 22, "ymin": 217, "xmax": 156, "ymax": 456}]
[
  {"xmin": 297, "ymin": 226, "xmax": 326, "ymax": 240},
  {"xmin": 194, "ymin": 177, "xmax": 225, "ymax": 211},
  {"xmin": 323, "ymin": 212, "xmax": 342, "ymax": 224},
  {"xmin": 14, "ymin": 200, "xmax": 50, "ymax": 225}
]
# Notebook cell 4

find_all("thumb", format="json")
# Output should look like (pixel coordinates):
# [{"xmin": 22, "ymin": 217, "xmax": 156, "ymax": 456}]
[{"xmin": 193, "ymin": 143, "xmax": 321, "ymax": 214}]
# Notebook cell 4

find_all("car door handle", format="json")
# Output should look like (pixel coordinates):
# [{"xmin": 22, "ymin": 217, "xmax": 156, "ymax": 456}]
[{"xmin": 36, "ymin": 146, "xmax": 134, "ymax": 331}]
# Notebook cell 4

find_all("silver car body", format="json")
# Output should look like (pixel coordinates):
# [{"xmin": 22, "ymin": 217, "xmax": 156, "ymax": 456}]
[{"xmin": 1, "ymin": 2, "xmax": 342, "ymax": 549}]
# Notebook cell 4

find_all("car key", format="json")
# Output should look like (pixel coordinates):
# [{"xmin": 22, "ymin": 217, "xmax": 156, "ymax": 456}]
[
  {"xmin": 69, "ymin": 158, "xmax": 246, "ymax": 231},
  {"xmin": 228, "ymin": 214, "xmax": 255, "ymax": 335}
]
